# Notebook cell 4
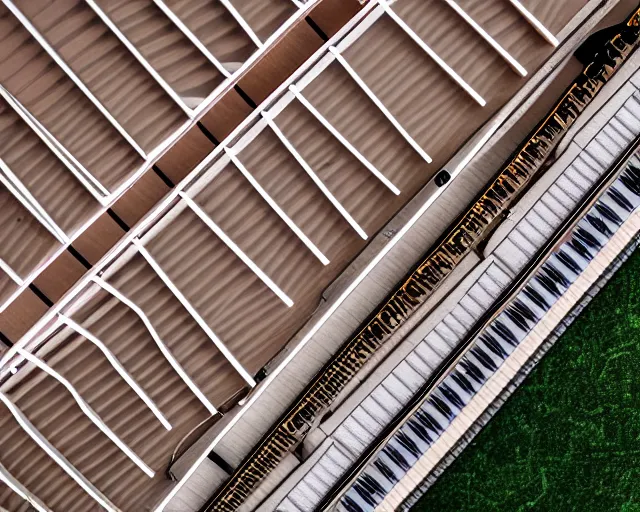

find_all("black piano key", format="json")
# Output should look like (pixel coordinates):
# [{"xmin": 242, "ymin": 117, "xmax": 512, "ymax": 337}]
[
  {"xmin": 491, "ymin": 320, "xmax": 519, "ymax": 346},
  {"xmin": 535, "ymin": 273, "xmax": 562, "ymax": 297},
  {"xmin": 596, "ymin": 201, "xmax": 623, "ymax": 224},
  {"xmin": 451, "ymin": 369, "xmax": 476, "ymax": 394},
  {"xmin": 620, "ymin": 172, "xmax": 640, "ymax": 196},
  {"xmin": 574, "ymin": 226, "xmax": 601, "ymax": 249},
  {"xmin": 480, "ymin": 332, "xmax": 508, "ymax": 358},
  {"xmin": 361, "ymin": 472, "xmax": 387, "ymax": 499},
  {"xmin": 439, "ymin": 383, "xmax": 466, "ymax": 410},
  {"xmin": 471, "ymin": 346, "xmax": 498, "ymax": 371},
  {"xmin": 459, "ymin": 357, "xmax": 486, "ymax": 385},
  {"xmin": 429, "ymin": 395, "xmax": 454, "ymax": 421},
  {"xmin": 373, "ymin": 459, "xmax": 398, "ymax": 485},
  {"xmin": 354, "ymin": 481, "xmax": 378, "ymax": 507},
  {"xmin": 543, "ymin": 262, "xmax": 572, "ymax": 287},
  {"xmin": 608, "ymin": 187, "xmax": 633, "ymax": 211},
  {"xmin": 523, "ymin": 284, "xmax": 550, "ymax": 310},
  {"xmin": 396, "ymin": 431, "xmax": 422, "ymax": 459},
  {"xmin": 556, "ymin": 249, "xmax": 583, "ymax": 274},
  {"xmin": 383, "ymin": 444, "xmax": 411, "ymax": 472},
  {"xmin": 407, "ymin": 417, "xmax": 433, "ymax": 445},
  {"xmin": 512, "ymin": 298, "xmax": 538, "ymax": 322},
  {"xmin": 505, "ymin": 306, "xmax": 530, "ymax": 332},
  {"xmin": 342, "ymin": 494, "xmax": 365, "ymax": 512},
  {"xmin": 568, "ymin": 238, "xmax": 594, "ymax": 261},
  {"xmin": 586, "ymin": 213, "xmax": 613, "ymax": 236},
  {"xmin": 415, "ymin": 408, "xmax": 444, "ymax": 434}
]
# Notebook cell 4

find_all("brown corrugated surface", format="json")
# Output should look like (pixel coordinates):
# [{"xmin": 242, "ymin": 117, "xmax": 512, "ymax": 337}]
[{"xmin": 308, "ymin": 0, "xmax": 366, "ymax": 38}]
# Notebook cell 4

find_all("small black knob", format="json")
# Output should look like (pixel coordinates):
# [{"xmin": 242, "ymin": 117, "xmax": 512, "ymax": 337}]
[{"xmin": 435, "ymin": 170, "xmax": 451, "ymax": 187}]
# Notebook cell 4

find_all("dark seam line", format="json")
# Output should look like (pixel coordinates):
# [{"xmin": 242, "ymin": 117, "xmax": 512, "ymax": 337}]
[
  {"xmin": 0, "ymin": 331, "xmax": 14, "ymax": 348},
  {"xmin": 29, "ymin": 283, "xmax": 54, "ymax": 307},
  {"xmin": 234, "ymin": 84, "xmax": 258, "ymax": 109},
  {"xmin": 207, "ymin": 451, "xmax": 235, "ymax": 475},
  {"xmin": 305, "ymin": 15, "xmax": 328, "ymax": 42},
  {"xmin": 107, "ymin": 208, "xmax": 131, "ymax": 233},
  {"xmin": 153, "ymin": 164, "xmax": 175, "ymax": 188},
  {"xmin": 197, "ymin": 121, "xmax": 221, "ymax": 146},
  {"xmin": 68, "ymin": 246, "xmax": 92, "ymax": 270}
]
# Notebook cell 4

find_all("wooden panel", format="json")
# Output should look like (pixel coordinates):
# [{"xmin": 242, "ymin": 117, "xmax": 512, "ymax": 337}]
[
  {"xmin": 33, "ymin": 250, "xmax": 86, "ymax": 303},
  {"xmin": 156, "ymin": 124, "xmax": 216, "ymax": 183},
  {"xmin": 200, "ymin": 88, "xmax": 253, "ymax": 142},
  {"xmin": 111, "ymin": 170, "xmax": 171, "ymax": 227},
  {"xmin": 0, "ymin": 288, "xmax": 48, "ymax": 342},
  {"xmin": 308, "ymin": 0, "xmax": 365, "ymax": 39},
  {"xmin": 72, "ymin": 213, "xmax": 125, "ymax": 265},
  {"xmin": 237, "ymin": 21, "xmax": 323, "ymax": 105}
]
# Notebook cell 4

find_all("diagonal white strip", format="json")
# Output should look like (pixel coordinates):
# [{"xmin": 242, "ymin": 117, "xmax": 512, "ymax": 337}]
[
  {"xmin": 93, "ymin": 277, "xmax": 218, "ymax": 415},
  {"xmin": 17, "ymin": 348, "xmax": 155, "ymax": 478},
  {"xmin": 508, "ymin": 0, "xmax": 559, "ymax": 46},
  {"xmin": 178, "ymin": 193, "xmax": 295, "ymax": 308},
  {"xmin": 328, "ymin": 46, "xmax": 434, "ymax": 164},
  {"xmin": 84, "ymin": 0, "xmax": 193, "ymax": 117},
  {"xmin": 0, "ymin": 258, "xmax": 22, "ymax": 285},
  {"xmin": 262, "ymin": 111, "xmax": 368, "ymax": 239},
  {"xmin": 61, "ymin": 315, "xmax": 173, "ymax": 431},
  {"xmin": 0, "ymin": 159, "xmax": 69, "ymax": 243},
  {"xmin": 289, "ymin": 84, "xmax": 401, "ymax": 195},
  {"xmin": 0, "ymin": 392, "xmax": 119, "ymax": 512},
  {"xmin": 219, "ymin": 0, "xmax": 263, "ymax": 48},
  {"xmin": 152, "ymin": 0, "xmax": 232, "ymax": 78},
  {"xmin": 443, "ymin": 0, "xmax": 527, "ymax": 76},
  {"xmin": 0, "ymin": 0, "xmax": 147, "ymax": 158},
  {"xmin": 132, "ymin": 239, "xmax": 258, "ymax": 386},
  {"xmin": 0, "ymin": 85, "xmax": 110, "ymax": 201},
  {"xmin": 0, "ymin": 461, "xmax": 51, "ymax": 512},
  {"xmin": 378, "ymin": 0, "xmax": 486, "ymax": 106},
  {"xmin": 226, "ymin": 149, "xmax": 331, "ymax": 265}
]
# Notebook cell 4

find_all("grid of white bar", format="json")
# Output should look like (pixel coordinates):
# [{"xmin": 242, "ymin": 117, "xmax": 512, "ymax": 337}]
[{"xmin": 0, "ymin": 462, "xmax": 50, "ymax": 512}]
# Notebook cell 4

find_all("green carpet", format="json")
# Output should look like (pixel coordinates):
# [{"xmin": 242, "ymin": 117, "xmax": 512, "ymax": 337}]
[{"xmin": 411, "ymin": 248, "xmax": 640, "ymax": 512}]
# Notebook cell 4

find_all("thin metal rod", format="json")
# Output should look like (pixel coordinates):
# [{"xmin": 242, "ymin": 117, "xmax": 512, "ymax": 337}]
[
  {"xmin": 443, "ymin": 0, "xmax": 527, "ymax": 76},
  {"xmin": 0, "ymin": 393, "xmax": 119, "ymax": 512},
  {"xmin": 508, "ymin": 0, "xmax": 559, "ymax": 46},
  {"xmin": 151, "ymin": 0, "xmax": 232, "ymax": 78},
  {"xmin": 177, "ymin": 193, "xmax": 295, "ymax": 308},
  {"xmin": 378, "ymin": 0, "xmax": 486, "ymax": 106},
  {"xmin": 132, "ymin": 239, "xmax": 257, "ymax": 386},
  {"xmin": 328, "ymin": 46, "xmax": 433, "ymax": 164},
  {"xmin": 0, "ymin": 462, "xmax": 51, "ymax": 512},
  {"xmin": 0, "ymin": 258, "xmax": 23, "ymax": 285},
  {"xmin": 261, "ymin": 111, "xmax": 368, "ymax": 239},
  {"xmin": 0, "ymin": 85, "xmax": 110, "ymax": 201},
  {"xmin": 289, "ymin": 84, "xmax": 401, "ymax": 195},
  {"xmin": 0, "ymin": 0, "xmax": 147, "ymax": 158},
  {"xmin": 93, "ymin": 277, "xmax": 218, "ymax": 416},
  {"xmin": 225, "ymin": 149, "xmax": 331, "ymax": 265},
  {"xmin": 61, "ymin": 315, "xmax": 172, "ymax": 431},
  {"xmin": 0, "ymin": 159, "xmax": 69, "ymax": 243},
  {"xmin": 17, "ymin": 348, "xmax": 155, "ymax": 478},
  {"xmin": 84, "ymin": 0, "xmax": 193, "ymax": 117},
  {"xmin": 219, "ymin": 0, "xmax": 263, "ymax": 49}
]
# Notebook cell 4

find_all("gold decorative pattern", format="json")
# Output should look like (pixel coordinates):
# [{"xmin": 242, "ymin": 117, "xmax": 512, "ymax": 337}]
[{"xmin": 202, "ymin": 8, "xmax": 640, "ymax": 511}]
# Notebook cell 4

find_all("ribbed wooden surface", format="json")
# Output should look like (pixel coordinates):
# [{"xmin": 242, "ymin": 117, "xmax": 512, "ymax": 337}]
[
  {"xmin": 12, "ymin": 0, "xmax": 187, "ymax": 153},
  {"xmin": 0, "ymin": 98, "xmax": 101, "ymax": 236},
  {"xmin": 0, "ymin": 3, "xmax": 143, "ymax": 191},
  {"xmin": 522, "ymin": 0, "xmax": 588, "ymax": 34},
  {"xmin": 231, "ymin": 0, "xmax": 297, "ymax": 42},
  {"xmin": 95, "ymin": 0, "xmax": 225, "ymax": 103},
  {"xmin": 163, "ymin": 0, "xmax": 258, "ymax": 66}
]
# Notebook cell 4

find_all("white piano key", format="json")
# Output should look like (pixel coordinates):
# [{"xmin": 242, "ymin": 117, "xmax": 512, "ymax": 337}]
[
  {"xmin": 413, "ymin": 339, "xmax": 444, "ymax": 367},
  {"xmin": 584, "ymin": 138, "xmax": 616, "ymax": 168},
  {"xmin": 458, "ymin": 294, "xmax": 487, "ymax": 320},
  {"xmin": 423, "ymin": 331, "xmax": 453, "ymax": 358},
  {"xmin": 514, "ymin": 219, "xmax": 546, "ymax": 249},
  {"xmin": 615, "ymin": 102, "xmax": 640, "ymax": 135},
  {"xmin": 392, "ymin": 361, "xmax": 427, "ymax": 393},
  {"xmin": 361, "ymin": 396, "xmax": 396, "ymax": 426},
  {"xmin": 485, "ymin": 262, "xmax": 511, "ymax": 287},
  {"xmin": 352, "ymin": 406, "xmax": 385, "ymax": 434},
  {"xmin": 531, "ymin": 201, "xmax": 563, "ymax": 230},
  {"xmin": 555, "ymin": 175, "xmax": 586, "ymax": 201},
  {"xmin": 370, "ymin": 385, "xmax": 404, "ymax": 416},
  {"xmin": 495, "ymin": 238, "xmax": 530, "ymax": 273},
  {"xmin": 572, "ymin": 153, "xmax": 605, "ymax": 182},
  {"xmin": 382, "ymin": 374, "xmax": 414, "ymax": 404},
  {"xmin": 404, "ymin": 351, "xmax": 434, "ymax": 378},
  {"xmin": 450, "ymin": 304, "xmax": 476, "ymax": 329},
  {"xmin": 441, "ymin": 315, "xmax": 467, "ymax": 338},
  {"xmin": 433, "ymin": 324, "xmax": 460, "ymax": 348}
]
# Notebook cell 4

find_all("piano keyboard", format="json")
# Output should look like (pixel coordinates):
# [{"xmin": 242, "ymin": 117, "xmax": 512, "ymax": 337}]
[{"xmin": 334, "ymin": 157, "xmax": 640, "ymax": 512}]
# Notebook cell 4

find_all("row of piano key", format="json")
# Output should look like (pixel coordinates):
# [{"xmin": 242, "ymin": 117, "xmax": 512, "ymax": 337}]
[{"xmin": 338, "ymin": 159, "xmax": 640, "ymax": 512}]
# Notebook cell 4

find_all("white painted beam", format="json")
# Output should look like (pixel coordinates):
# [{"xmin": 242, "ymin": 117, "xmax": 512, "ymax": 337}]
[
  {"xmin": 0, "ymin": 461, "xmax": 51, "ymax": 512},
  {"xmin": 0, "ymin": 85, "xmax": 110, "ymax": 202},
  {"xmin": 93, "ymin": 277, "xmax": 218, "ymax": 416},
  {"xmin": 219, "ymin": 0, "xmax": 263, "ymax": 49},
  {"xmin": 0, "ymin": 259, "xmax": 23, "ymax": 286},
  {"xmin": 378, "ymin": 0, "xmax": 486, "ymax": 106},
  {"xmin": 61, "ymin": 315, "xmax": 172, "ymax": 431},
  {"xmin": 0, "ymin": 159, "xmax": 69, "ymax": 244},
  {"xmin": 328, "ymin": 46, "xmax": 434, "ymax": 164},
  {"xmin": 132, "ymin": 239, "xmax": 257, "ymax": 387},
  {"xmin": 443, "ymin": 0, "xmax": 527, "ymax": 76},
  {"xmin": 84, "ymin": 0, "xmax": 193, "ymax": 117},
  {"xmin": 151, "ymin": 0, "xmax": 232, "ymax": 79},
  {"xmin": 17, "ymin": 348, "xmax": 155, "ymax": 478},
  {"xmin": 289, "ymin": 84, "xmax": 401, "ymax": 195},
  {"xmin": 225, "ymin": 148, "xmax": 331, "ymax": 265},
  {"xmin": 508, "ymin": 0, "xmax": 559, "ymax": 46},
  {"xmin": 261, "ymin": 110, "xmax": 368, "ymax": 239},
  {"xmin": 0, "ymin": 0, "xmax": 147, "ymax": 158},
  {"xmin": 0, "ymin": 392, "xmax": 119, "ymax": 512}
]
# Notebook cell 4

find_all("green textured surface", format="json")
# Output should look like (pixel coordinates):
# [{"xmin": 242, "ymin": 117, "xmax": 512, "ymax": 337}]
[{"xmin": 411, "ymin": 248, "xmax": 640, "ymax": 512}]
